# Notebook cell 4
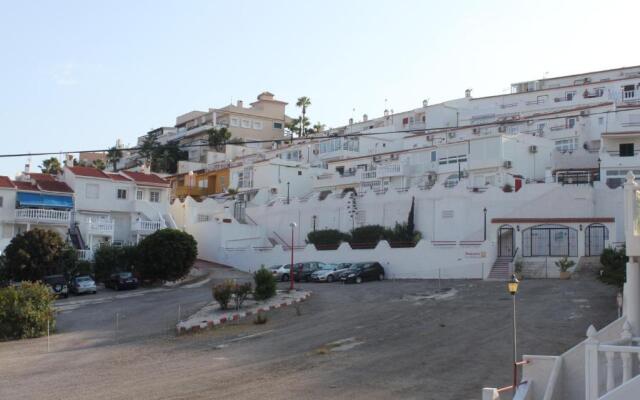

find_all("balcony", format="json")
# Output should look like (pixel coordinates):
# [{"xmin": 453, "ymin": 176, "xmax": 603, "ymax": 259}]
[
  {"xmin": 600, "ymin": 150, "xmax": 640, "ymax": 169},
  {"xmin": 15, "ymin": 209, "xmax": 70, "ymax": 225},
  {"xmin": 87, "ymin": 217, "xmax": 114, "ymax": 236},
  {"xmin": 175, "ymin": 186, "xmax": 220, "ymax": 198},
  {"xmin": 375, "ymin": 163, "xmax": 405, "ymax": 178},
  {"xmin": 132, "ymin": 220, "xmax": 165, "ymax": 233},
  {"xmin": 623, "ymin": 90, "xmax": 639, "ymax": 102}
]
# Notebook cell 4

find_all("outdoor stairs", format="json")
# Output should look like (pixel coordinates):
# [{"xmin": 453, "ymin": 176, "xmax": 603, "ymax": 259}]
[
  {"xmin": 487, "ymin": 256, "xmax": 512, "ymax": 280},
  {"xmin": 68, "ymin": 223, "xmax": 86, "ymax": 250}
]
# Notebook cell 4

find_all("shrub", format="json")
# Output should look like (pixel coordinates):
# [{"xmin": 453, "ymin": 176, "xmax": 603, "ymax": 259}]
[
  {"xmin": 306, "ymin": 229, "xmax": 350, "ymax": 249},
  {"xmin": 233, "ymin": 282, "xmax": 252, "ymax": 309},
  {"xmin": 350, "ymin": 225, "xmax": 389, "ymax": 248},
  {"xmin": 93, "ymin": 245, "xmax": 137, "ymax": 283},
  {"xmin": 136, "ymin": 229, "xmax": 198, "ymax": 283},
  {"xmin": 555, "ymin": 257, "xmax": 575, "ymax": 272},
  {"xmin": 254, "ymin": 266, "xmax": 277, "ymax": 300},
  {"xmin": 254, "ymin": 311, "xmax": 268, "ymax": 325},
  {"xmin": 503, "ymin": 184, "xmax": 513, "ymax": 193},
  {"xmin": 3, "ymin": 229, "xmax": 68, "ymax": 282},
  {"xmin": 213, "ymin": 280, "xmax": 235, "ymax": 310},
  {"xmin": 600, "ymin": 247, "xmax": 627, "ymax": 287},
  {"xmin": 387, "ymin": 222, "xmax": 422, "ymax": 247},
  {"xmin": 0, "ymin": 282, "xmax": 56, "ymax": 341}
]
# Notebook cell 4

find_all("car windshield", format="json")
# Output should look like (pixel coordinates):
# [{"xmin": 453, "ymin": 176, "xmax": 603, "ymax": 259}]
[
  {"xmin": 269, "ymin": 265, "xmax": 281, "ymax": 270},
  {"xmin": 319, "ymin": 264, "xmax": 335, "ymax": 270},
  {"xmin": 337, "ymin": 263, "xmax": 351, "ymax": 269},
  {"xmin": 44, "ymin": 276, "xmax": 65, "ymax": 284},
  {"xmin": 118, "ymin": 272, "xmax": 133, "ymax": 278},
  {"xmin": 76, "ymin": 277, "xmax": 93, "ymax": 282},
  {"xmin": 349, "ymin": 264, "xmax": 366, "ymax": 271}
]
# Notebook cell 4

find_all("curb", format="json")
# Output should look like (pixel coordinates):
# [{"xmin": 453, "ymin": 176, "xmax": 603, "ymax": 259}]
[{"xmin": 177, "ymin": 291, "xmax": 311, "ymax": 335}]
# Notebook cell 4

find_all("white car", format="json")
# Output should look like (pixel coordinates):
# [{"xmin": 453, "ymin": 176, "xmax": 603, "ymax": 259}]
[
  {"xmin": 273, "ymin": 264, "xmax": 294, "ymax": 281},
  {"xmin": 69, "ymin": 276, "xmax": 97, "ymax": 295}
]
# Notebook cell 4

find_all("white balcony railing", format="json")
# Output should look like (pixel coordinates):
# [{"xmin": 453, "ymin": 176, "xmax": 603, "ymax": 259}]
[
  {"xmin": 15, "ymin": 209, "xmax": 71, "ymax": 225},
  {"xmin": 623, "ymin": 90, "xmax": 638, "ymax": 102},
  {"xmin": 376, "ymin": 163, "xmax": 404, "ymax": 178},
  {"xmin": 132, "ymin": 220, "xmax": 165, "ymax": 232},
  {"xmin": 360, "ymin": 170, "xmax": 377, "ymax": 180},
  {"xmin": 77, "ymin": 249, "xmax": 94, "ymax": 261},
  {"xmin": 87, "ymin": 218, "xmax": 115, "ymax": 235}
]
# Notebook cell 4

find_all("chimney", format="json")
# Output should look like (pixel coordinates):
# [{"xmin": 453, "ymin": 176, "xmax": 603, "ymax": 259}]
[
  {"xmin": 65, "ymin": 154, "xmax": 74, "ymax": 167},
  {"xmin": 363, "ymin": 114, "xmax": 368, "ymax": 122},
  {"xmin": 237, "ymin": 100, "xmax": 243, "ymax": 108},
  {"xmin": 143, "ymin": 161, "xmax": 151, "ymax": 175},
  {"xmin": 24, "ymin": 159, "xmax": 31, "ymax": 174},
  {"xmin": 349, "ymin": 118, "xmax": 354, "ymax": 125},
  {"xmin": 465, "ymin": 89, "xmax": 472, "ymax": 98}
]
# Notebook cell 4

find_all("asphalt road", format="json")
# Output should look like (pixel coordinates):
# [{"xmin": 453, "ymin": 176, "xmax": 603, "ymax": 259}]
[{"xmin": 0, "ymin": 264, "xmax": 618, "ymax": 400}]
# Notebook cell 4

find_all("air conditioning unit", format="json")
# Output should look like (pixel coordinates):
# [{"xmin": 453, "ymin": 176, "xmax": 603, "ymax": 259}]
[
  {"xmin": 503, "ymin": 160, "xmax": 513, "ymax": 169},
  {"xmin": 373, "ymin": 155, "xmax": 381, "ymax": 162},
  {"xmin": 498, "ymin": 126, "xmax": 507, "ymax": 133},
  {"xmin": 448, "ymin": 131, "xmax": 456, "ymax": 139},
  {"xmin": 426, "ymin": 135, "xmax": 433, "ymax": 141},
  {"xmin": 472, "ymin": 128, "xmax": 480, "ymax": 134},
  {"xmin": 390, "ymin": 154, "xmax": 399, "ymax": 160},
  {"xmin": 580, "ymin": 110, "xmax": 590, "ymax": 116},
  {"xmin": 529, "ymin": 145, "xmax": 538, "ymax": 154},
  {"xmin": 461, "ymin": 171, "xmax": 469, "ymax": 178}
]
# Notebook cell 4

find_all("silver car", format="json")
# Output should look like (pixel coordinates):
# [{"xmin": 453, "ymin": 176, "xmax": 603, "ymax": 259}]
[
  {"xmin": 274, "ymin": 264, "xmax": 294, "ymax": 282},
  {"xmin": 310, "ymin": 263, "xmax": 349, "ymax": 283},
  {"xmin": 70, "ymin": 276, "xmax": 97, "ymax": 295}
]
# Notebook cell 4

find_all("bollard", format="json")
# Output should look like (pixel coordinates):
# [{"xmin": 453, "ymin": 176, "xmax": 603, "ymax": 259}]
[
  {"xmin": 47, "ymin": 319, "xmax": 50, "ymax": 353},
  {"xmin": 178, "ymin": 304, "xmax": 181, "ymax": 322}
]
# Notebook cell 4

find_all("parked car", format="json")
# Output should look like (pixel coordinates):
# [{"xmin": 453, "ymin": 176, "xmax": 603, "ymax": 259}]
[
  {"xmin": 332, "ymin": 263, "xmax": 354, "ymax": 280},
  {"xmin": 43, "ymin": 275, "xmax": 69, "ymax": 298},
  {"xmin": 311, "ymin": 263, "xmax": 350, "ymax": 283},
  {"xmin": 341, "ymin": 262, "xmax": 385, "ymax": 284},
  {"xmin": 105, "ymin": 272, "xmax": 139, "ymax": 291},
  {"xmin": 274, "ymin": 264, "xmax": 293, "ymax": 282},
  {"xmin": 69, "ymin": 275, "xmax": 97, "ymax": 295},
  {"xmin": 293, "ymin": 262, "xmax": 323, "ymax": 282}
]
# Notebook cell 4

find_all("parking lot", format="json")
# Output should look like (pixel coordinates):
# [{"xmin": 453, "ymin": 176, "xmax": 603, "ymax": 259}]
[{"xmin": 0, "ymin": 263, "xmax": 618, "ymax": 400}]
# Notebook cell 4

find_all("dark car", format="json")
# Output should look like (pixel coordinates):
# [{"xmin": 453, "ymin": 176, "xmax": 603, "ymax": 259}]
[
  {"xmin": 332, "ymin": 263, "xmax": 354, "ymax": 280},
  {"xmin": 43, "ymin": 275, "xmax": 69, "ymax": 298},
  {"xmin": 105, "ymin": 272, "xmax": 139, "ymax": 291},
  {"xmin": 292, "ymin": 262, "xmax": 323, "ymax": 282},
  {"xmin": 341, "ymin": 262, "xmax": 385, "ymax": 284}
]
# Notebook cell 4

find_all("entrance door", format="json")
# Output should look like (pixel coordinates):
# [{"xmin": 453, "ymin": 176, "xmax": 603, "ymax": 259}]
[
  {"xmin": 586, "ymin": 224, "xmax": 607, "ymax": 256},
  {"xmin": 498, "ymin": 226, "xmax": 515, "ymax": 257}
]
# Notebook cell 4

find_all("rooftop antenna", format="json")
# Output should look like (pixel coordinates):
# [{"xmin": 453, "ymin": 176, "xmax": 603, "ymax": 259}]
[{"xmin": 543, "ymin": 71, "xmax": 550, "ymax": 79}]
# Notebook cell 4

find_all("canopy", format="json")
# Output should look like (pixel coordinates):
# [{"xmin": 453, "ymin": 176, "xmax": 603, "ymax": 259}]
[{"xmin": 16, "ymin": 192, "xmax": 74, "ymax": 209}]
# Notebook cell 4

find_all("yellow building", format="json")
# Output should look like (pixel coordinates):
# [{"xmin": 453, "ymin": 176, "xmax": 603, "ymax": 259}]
[{"xmin": 169, "ymin": 166, "xmax": 230, "ymax": 200}]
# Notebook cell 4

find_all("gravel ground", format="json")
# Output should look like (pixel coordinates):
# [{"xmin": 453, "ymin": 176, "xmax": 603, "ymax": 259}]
[{"xmin": 0, "ymin": 265, "xmax": 618, "ymax": 400}]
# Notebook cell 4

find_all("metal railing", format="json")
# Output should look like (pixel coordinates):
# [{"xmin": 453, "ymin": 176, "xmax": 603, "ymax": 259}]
[
  {"xmin": 15, "ymin": 209, "xmax": 71, "ymax": 224},
  {"xmin": 623, "ymin": 90, "xmax": 638, "ymax": 101},
  {"xmin": 132, "ymin": 220, "xmax": 165, "ymax": 232},
  {"xmin": 77, "ymin": 249, "xmax": 94, "ymax": 261},
  {"xmin": 87, "ymin": 218, "xmax": 114, "ymax": 234}
]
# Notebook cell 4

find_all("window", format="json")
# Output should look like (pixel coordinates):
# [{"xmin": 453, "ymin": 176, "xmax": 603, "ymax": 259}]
[
  {"xmin": 620, "ymin": 143, "xmax": 635, "ymax": 157},
  {"xmin": 598, "ymin": 117, "xmax": 604, "ymax": 125},
  {"xmin": 431, "ymin": 151, "xmax": 437, "ymax": 162},
  {"xmin": 565, "ymin": 91, "xmax": 576, "ymax": 101},
  {"xmin": 536, "ymin": 95, "xmax": 547, "ymax": 104},
  {"xmin": 297, "ymin": 170, "xmax": 302, "ymax": 176},
  {"xmin": 136, "ymin": 190, "xmax": 143, "ymax": 200},
  {"xmin": 86, "ymin": 184, "xmax": 99, "ymax": 199},
  {"xmin": 117, "ymin": 189, "xmax": 127, "ymax": 200},
  {"xmin": 0, "ymin": 196, "xmax": 3, "ymax": 207},
  {"xmin": 273, "ymin": 122, "xmax": 283, "ymax": 129},
  {"xmin": 150, "ymin": 191, "xmax": 160, "ymax": 203},
  {"xmin": 253, "ymin": 121, "xmax": 263, "ymax": 130},
  {"xmin": 198, "ymin": 178, "xmax": 208, "ymax": 188},
  {"xmin": 241, "ymin": 119, "xmax": 251, "ymax": 128},
  {"xmin": 555, "ymin": 138, "xmax": 577, "ymax": 152},
  {"xmin": 566, "ymin": 117, "xmax": 576, "ymax": 129},
  {"xmin": 230, "ymin": 117, "xmax": 240, "ymax": 127}
]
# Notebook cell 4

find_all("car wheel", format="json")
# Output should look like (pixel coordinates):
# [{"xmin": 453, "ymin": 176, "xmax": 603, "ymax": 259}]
[
  {"xmin": 115, "ymin": 283, "xmax": 120, "ymax": 291},
  {"xmin": 92, "ymin": 291, "xmax": 97, "ymax": 294},
  {"xmin": 356, "ymin": 276, "xmax": 362, "ymax": 284},
  {"xmin": 327, "ymin": 275, "xmax": 334, "ymax": 283},
  {"xmin": 378, "ymin": 273, "xmax": 384, "ymax": 281},
  {"xmin": 281, "ymin": 274, "xmax": 289, "ymax": 282}
]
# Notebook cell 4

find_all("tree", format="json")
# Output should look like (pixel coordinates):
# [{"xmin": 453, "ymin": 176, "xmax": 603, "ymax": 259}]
[
  {"xmin": 106, "ymin": 146, "xmax": 123, "ymax": 171},
  {"xmin": 138, "ymin": 131, "xmax": 160, "ymax": 163},
  {"xmin": 3, "ymin": 229, "xmax": 69, "ymax": 281},
  {"xmin": 287, "ymin": 116, "xmax": 310, "ymax": 138},
  {"xmin": 151, "ymin": 142, "xmax": 188, "ymax": 174},
  {"xmin": 407, "ymin": 196, "xmax": 415, "ymax": 238},
  {"xmin": 136, "ymin": 229, "xmax": 197, "ymax": 283},
  {"xmin": 39, "ymin": 157, "xmax": 62, "ymax": 175},
  {"xmin": 0, "ymin": 282, "xmax": 56, "ymax": 340},
  {"xmin": 312, "ymin": 122, "xmax": 325, "ymax": 134},
  {"xmin": 253, "ymin": 266, "xmax": 276, "ymax": 301},
  {"xmin": 92, "ymin": 159, "xmax": 106, "ymax": 170},
  {"xmin": 296, "ymin": 96, "xmax": 312, "ymax": 136},
  {"xmin": 207, "ymin": 127, "xmax": 232, "ymax": 152}
]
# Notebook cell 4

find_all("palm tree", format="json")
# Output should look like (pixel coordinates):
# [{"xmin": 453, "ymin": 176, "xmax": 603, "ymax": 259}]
[
  {"xmin": 39, "ymin": 157, "xmax": 62, "ymax": 174},
  {"xmin": 296, "ymin": 96, "xmax": 311, "ymax": 136},
  {"xmin": 313, "ymin": 122, "xmax": 325, "ymax": 134},
  {"xmin": 106, "ymin": 146, "xmax": 123, "ymax": 171}
]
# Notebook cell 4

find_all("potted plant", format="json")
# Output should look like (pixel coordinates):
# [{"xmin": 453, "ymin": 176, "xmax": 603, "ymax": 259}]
[
  {"xmin": 555, "ymin": 257, "xmax": 575, "ymax": 279},
  {"xmin": 514, "ymin": 260, "xmax": 524, "ymax": 280}
]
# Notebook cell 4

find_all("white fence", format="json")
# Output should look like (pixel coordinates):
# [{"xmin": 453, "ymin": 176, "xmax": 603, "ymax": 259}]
[{"xmin": 15, "ymin": 209, "xmax": 71, "ymax": 224}]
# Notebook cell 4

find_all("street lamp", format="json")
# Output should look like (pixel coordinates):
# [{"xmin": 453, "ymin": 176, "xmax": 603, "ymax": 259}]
[
  {"xmin": 287, "ymin": 182, "xmax": 290, "ymax": 205},
  {"xmin": 312, "ymin": 215, "xmax": 317, "ymax": 232},
  {"xmin": 289, "ymin": 222, "xmax": 297, "ymax": 291},
  {"xmin": 508, "ymin": 274, "xmax": 520, "ymax": 391},
  {"xmin": 483, "ymin": 207, "xmax": 487, "ymax": 241}
]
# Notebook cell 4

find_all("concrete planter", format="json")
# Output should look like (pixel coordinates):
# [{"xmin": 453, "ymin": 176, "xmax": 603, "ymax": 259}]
[{"xmin": 559, "ymin": 271, "xmax": 571, "ymax": 280}]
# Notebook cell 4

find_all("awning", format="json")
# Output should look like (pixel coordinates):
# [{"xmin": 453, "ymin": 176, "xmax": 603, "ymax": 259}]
[{"xmin": 17, "ymin": 192, "xmax": 74, "ymax": 209}]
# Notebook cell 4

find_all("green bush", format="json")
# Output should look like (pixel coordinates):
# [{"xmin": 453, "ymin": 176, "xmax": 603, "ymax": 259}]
[
  {"xmin": 0, "ymin": 282, "xmax": 56, "ymax": 341},
  {"xmin": 136, "ymin": 229, "xmax": 198, "ymax": 283},
  {"xmin": 387, "ymin": 222, "xmax": 422, "ymax": 247},
  {"xmin": 600, "ymin": 247, "xmax": 627, "ymax": 287},
  {"xmin": 233, "ymin": 282, "xmax": 252, "ymax": 309},
  {"xmin": 555, "ymin": 257, "xmax": 575, "ymax": 272},
  {"xmin": 93, "ymin": 245, "xmax": 137, "ymax": 282},
  {"xmin": 213, "ymin": 280, "xmax": 235, "ymax": 310},
  {"xmin": 3, "ymin": 228, "xmax": 69, "ymax": 282},
  {"xmin": 349, "ymin": 225, "xmax": 389, "ymax": 247},
  {"xmin": 254, "ymin": 266, "xmax": 277, "ymax": 301},
  {"xmin": 306, "ymin": 229, "xmax": 351, "ymax": 249}
]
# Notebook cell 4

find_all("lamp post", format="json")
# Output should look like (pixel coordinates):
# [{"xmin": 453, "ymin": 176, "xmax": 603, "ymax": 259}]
[
  {"xmin": 312, "ymin": 215, "xmax": 317, "ymax": 232},
  {"xmin": 287, "ymin": 182, "xmax": 290, "ymax": 205},
  {"xmin": 289, "ymin": 222, "xmax": 297, "ymax": 291},
  {"xmin": 597, "ymin": 158, "xmax": 601, "ymax": 182},
  {"xmin": 508, "ymin": 274, "xmax": 520, "ymax": 392},
  {"xmin": 483, "ymin": 207, "xmax": 487, "ymax": 241}
]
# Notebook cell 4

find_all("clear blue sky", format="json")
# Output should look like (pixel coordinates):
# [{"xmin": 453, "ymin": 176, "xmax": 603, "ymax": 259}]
[{"xmin": 1, "ymin": 0, "xmax": 638, "ymax": 176}]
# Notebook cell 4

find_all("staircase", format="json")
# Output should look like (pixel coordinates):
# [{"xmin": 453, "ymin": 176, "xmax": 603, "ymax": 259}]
[
  {"xmin": 488, "ymin": 256, "xmax": 512, "ymax": 280},
  {"xmin": 573, "ymin": 256, "xmax": 603, "ymax": 279},
  {"xmin": 68, "ymin": 223, "xmax": 86, "ymax": 250}
]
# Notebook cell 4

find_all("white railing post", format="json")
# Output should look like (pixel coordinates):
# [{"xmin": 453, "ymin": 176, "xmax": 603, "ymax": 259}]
[
  {"xmin": 621, "ymin": 320, "xmax": 633, "ymax": 383},
  {"xmin": 585, "ymin": 325, "xmax": 600, "ymax": 400},
  {"xmin": 605, "ymin": 351, "xmax": 615, "ymax": 392}
]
